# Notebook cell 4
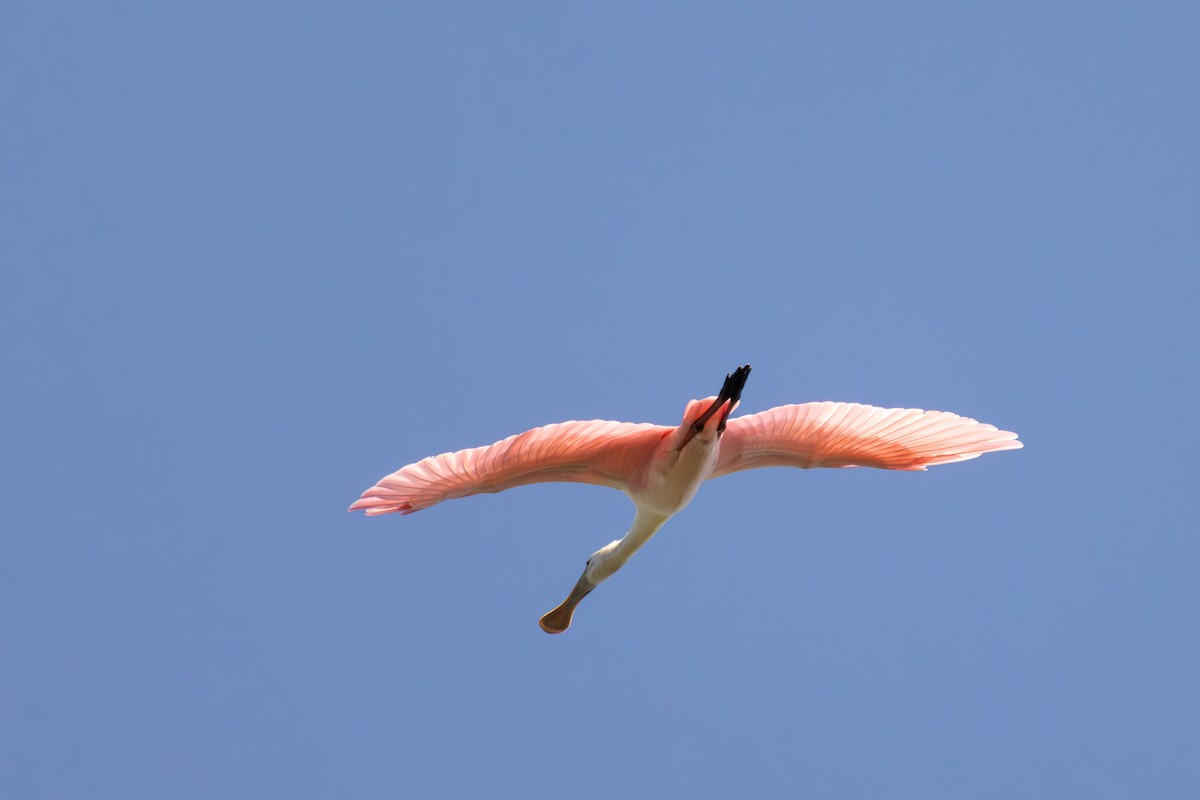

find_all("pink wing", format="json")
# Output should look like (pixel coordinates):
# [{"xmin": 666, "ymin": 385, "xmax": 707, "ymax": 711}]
[
  {"xmin": 349, "ymin": 420, "xmax": 671, "ymax": 516},
  {"xmin": 713, "ymin": 402, "xmax": 1022, "ymax": 477}
]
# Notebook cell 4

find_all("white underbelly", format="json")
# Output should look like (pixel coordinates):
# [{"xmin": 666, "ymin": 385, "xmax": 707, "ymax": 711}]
[{"xmin": 629, "ymin": 444, "xmax": 716, "ymax": 515}]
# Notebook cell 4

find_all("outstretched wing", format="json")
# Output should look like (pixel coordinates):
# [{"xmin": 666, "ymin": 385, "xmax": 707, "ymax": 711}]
[
  {"xmin": 713, "ymin": 402, "xmax": 1022, "ymax": 477},
  {"xmin": 349, "ymin": 420, "xmax": 670, "ymax": 516}
]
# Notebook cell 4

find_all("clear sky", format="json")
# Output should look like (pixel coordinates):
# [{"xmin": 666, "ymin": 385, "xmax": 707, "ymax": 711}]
[{"xmin": 4, "ymin": 2, "xmax": 1198, "ymax": 798}]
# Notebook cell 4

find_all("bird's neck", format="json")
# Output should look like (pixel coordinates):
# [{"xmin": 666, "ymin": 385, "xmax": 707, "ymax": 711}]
[{"xmin": 607, "ymin": 508, "xmax": 670, "ymax": 572}]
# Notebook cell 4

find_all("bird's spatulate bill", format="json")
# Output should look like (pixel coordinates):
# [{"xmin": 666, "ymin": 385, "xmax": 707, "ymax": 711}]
[
  {"xmin": 538, "ymin": 600, "xmax": 578, "ymax": 634},
  {"xmin": 539, "ymin": 574, "xmax": 595, "ymax": 634}
]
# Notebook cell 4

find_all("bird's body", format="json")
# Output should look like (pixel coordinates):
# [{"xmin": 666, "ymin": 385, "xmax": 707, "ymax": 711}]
[{"xmin": 350, "ymin": 366, "xmax": 1021, "ymax": 633}]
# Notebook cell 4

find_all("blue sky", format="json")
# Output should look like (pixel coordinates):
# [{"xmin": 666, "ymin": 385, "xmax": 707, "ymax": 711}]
[{"xmin": 3, "ymin": 2, "xmax": 1198, "ymax": 797}]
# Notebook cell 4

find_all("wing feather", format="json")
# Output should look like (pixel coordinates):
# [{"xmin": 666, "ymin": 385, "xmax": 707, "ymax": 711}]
[
  {"xmin": 349, "ymin": 420, "xmax": 670, "ymax": 516},
  {"xmin": 713, "ymin": 402, "xmax": 1022, "ymax": 477}
]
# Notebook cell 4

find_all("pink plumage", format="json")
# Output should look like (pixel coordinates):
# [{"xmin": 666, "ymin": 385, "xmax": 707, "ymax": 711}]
[
  {"xmin": 349, "ymin": 420, "xmax": 668, "ymax": 516},
  {"xmin": 713, "ymin": 401, "xmax": 1022, "ymax": 475},
  {"xmin": 349, "ymin": 366, "xmax": 1022, "ymax": 633}
]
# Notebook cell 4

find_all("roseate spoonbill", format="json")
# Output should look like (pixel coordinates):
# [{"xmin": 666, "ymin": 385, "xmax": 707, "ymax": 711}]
[{"xmin": 349, "ymin": 365, "xmax": 1021, "ymax": 633}]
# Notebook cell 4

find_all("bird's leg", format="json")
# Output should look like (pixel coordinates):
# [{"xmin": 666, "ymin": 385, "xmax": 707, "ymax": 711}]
[
  {"xmin": 717, "ymin": 364, "xmax": 751, "ymax": 432},
  {"xmin": 693, "ymin": 364, "xmax": 753, "ymax": 433},
  {"xmin": 539, "ymin": 572, "xmax": 596, "ymax": 634},
  {"xmin": 726, "ymin": 363, "xmax": 751, "ymax": 403}
]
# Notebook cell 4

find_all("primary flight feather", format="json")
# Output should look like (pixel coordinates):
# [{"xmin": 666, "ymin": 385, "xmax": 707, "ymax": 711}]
[{"xmin": 350, "ymin": 365, "xmax": 1021, "ymax": 633}]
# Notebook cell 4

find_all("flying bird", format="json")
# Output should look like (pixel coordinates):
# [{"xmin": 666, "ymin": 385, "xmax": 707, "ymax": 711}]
[{"xmin": 349, "ymin": 365, "xmax": 1021, "ymax": 633}]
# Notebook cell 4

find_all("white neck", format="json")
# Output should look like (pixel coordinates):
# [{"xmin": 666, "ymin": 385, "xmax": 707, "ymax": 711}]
[{"xmin": 608, "ymin": 507, "xmax": 671, "ymax": 571}]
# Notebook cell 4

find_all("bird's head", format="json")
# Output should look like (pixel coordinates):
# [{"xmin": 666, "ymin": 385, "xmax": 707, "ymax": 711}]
[
  {"xmin": 582, "ymin": 540, "xmax": 622, "ymax": 584},
  {"xmin": 674, "ymin": 364, "xmax": 752, "ymax": 449}
]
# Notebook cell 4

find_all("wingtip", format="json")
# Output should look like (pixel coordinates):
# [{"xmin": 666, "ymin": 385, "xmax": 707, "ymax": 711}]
[{"xmin": 347, "ymin": 496, "xmax": 415, "ymax": 515}]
